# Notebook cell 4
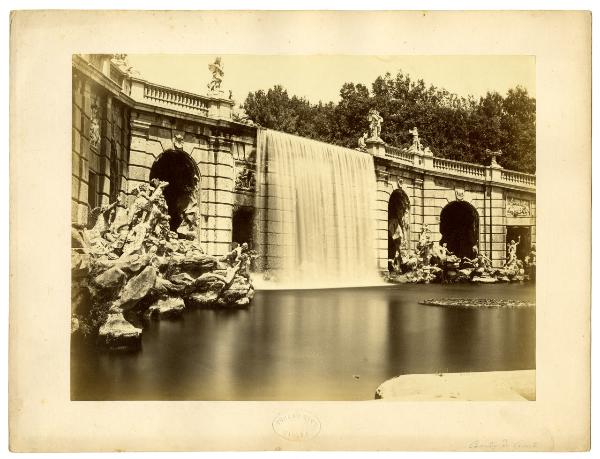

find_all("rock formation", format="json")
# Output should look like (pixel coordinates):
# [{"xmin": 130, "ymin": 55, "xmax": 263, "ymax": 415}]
[
  {"xmin": 386, "ymin": 229, "xmax": 535, "ymax": 285},
  {"xmin": 71, "ymin": 180, "xmax": 255, "ymax": 351}
]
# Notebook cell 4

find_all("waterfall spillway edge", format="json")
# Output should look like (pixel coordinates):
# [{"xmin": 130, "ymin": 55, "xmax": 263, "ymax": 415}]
[{"xmin": 257, "ymin": 129, "xmax": 379, "ymax": 287}]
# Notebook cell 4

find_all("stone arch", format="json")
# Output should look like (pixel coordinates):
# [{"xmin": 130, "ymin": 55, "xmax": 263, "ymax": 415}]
[
  {"xmin": 150, "ymin": 149, "xmax": 200, "ymax": 231},
  {"xmin": 439, "ymin": 200, "xmax": 479, "ymax": 259},
  {"xmin": 388, "ymin": 188, "xmax": 411, "ymax": 267}
]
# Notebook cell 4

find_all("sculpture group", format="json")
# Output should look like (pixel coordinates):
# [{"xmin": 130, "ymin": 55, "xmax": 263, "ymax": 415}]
[
  {"xmin": 388, "ymin": 225, "xmax": 536, "ymax": 284},
  {"xmin": 71, "ymin": 179, "xmax": 255, "ymax": 351}
]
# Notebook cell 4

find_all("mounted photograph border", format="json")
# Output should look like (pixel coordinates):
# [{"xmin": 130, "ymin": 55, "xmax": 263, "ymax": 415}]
[{"xmin": 9, "ymin": 10, "xmax": 590, "ymax": 451}]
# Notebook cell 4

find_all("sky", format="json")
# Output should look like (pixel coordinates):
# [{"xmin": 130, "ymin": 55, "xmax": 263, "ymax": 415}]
[{"xmin": 127, "ymin": 54, "xmax": 535, "ymax": 105}]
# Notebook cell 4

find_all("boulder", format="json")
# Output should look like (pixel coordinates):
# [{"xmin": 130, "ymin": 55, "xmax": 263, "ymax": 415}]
[
  {"xmin": 116, "ymin": 265, "xmax": 158, "ymax": 310},
  {"xmin": 153, "ymin": 277, "xmax": 186, "ymax": 295},
  {"xmin": 186, "ymin": 291, "xmax": 219, "ymax": 308},
  {"xmin": 97, "ymin": 312, "xmax": 142, "ymax": 351},
  {"xmin": 472, "ymin": 276, "xmax": 497, "ymax": 283},
  {"xmin": 93, "ymin": 265, "xmax": 126, "ymax": 290},
  {"xmin": 219, "ymin": 276, "xmax": 254, "ymax": 307},
  {"xmin": 146, "ymin": 296, "xmax": 185, "ymax": 319},
  {"xmin": 168, "ymin": 272, "xmax": 195, "ymax": 286}
]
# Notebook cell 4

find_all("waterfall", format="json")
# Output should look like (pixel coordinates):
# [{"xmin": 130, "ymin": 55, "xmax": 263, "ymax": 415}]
[{"xmin": 257, "ymin": 129, "xmax": 379, "ymax": 287}]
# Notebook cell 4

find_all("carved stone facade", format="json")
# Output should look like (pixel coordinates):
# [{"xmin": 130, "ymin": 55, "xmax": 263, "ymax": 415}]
[
  {"xmin": 72, "ymin": 62, "xmax": 131, "ymax": 227},
  {"xmin": 72, "ymin": 54, "xmax": 535, "ymax": 266}
]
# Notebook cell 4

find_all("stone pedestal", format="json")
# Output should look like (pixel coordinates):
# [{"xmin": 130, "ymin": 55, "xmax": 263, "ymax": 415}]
[
  {"xmin": 207, "ymin": 92, "xmax": 235, "ymax": 120},
  {"xmin": 366, "ymin": 138, "xmax": 386, "ymax": 157}
]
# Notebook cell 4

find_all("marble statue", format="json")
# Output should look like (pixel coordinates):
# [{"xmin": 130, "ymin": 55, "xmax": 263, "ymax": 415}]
[
  {"xmin": 409, "ymin": 127, "xmax": 422, "ymax": 152},
  {"xmin": 506, "ymin": 236, "xmax": 521, "ymax": 266},
  {"xmin": 357, "ymin": 132, "xmax": 368, "ymax": 150},
  {"xmin": 207, "ymin": 57, "xmax": 224, "ymax": 93},
  {"xmin": 367, "ymin": 109, "xmax": 383, "ymax": 140}
]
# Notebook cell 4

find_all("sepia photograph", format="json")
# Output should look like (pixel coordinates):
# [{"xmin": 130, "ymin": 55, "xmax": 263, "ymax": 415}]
[
  {"xmin": 70, "ymin": 53, "xmax": 536, "ymax": 401},
  {"xmin": 9, "ymin": 9, "xmax": 590, "ymax": 452}
]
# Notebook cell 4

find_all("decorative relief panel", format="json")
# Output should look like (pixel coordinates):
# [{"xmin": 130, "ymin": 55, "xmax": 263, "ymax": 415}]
[
  {"xmin": 89, "ymin": 100, "xmax": 101, "ymax": 150},
  {"xmin": 234, "ymin": 162, "xmax": 256, "ymax": 192},
  {"xmin": 506, "ymin": 197, "xmax": 530, "ymax": 217}
]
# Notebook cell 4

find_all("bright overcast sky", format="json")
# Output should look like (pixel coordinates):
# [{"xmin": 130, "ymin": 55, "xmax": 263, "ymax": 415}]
[{"xmin": 127, "ymin": 55, "xmax": 535, "ymax": 105}]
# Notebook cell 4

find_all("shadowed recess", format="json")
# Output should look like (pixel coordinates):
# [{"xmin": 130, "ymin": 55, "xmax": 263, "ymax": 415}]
[
  {"xmin": 439, "ymin": 201, "xmax": 479, "ymax": 259},
  {"xmin": 150, "ymin": 149, "xmax": 199, "ymax": 230}
]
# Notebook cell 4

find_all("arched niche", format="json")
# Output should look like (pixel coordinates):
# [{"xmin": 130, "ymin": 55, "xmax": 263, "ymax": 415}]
[
  {"xmin": 439, "ymin": 200, "xmax": 479, "ymax": 259},
  {"xmin": 387, "ymin": 188, "xmax": 411, "ymax": 266},
  {"xmin": 149, "ymin": 149, "xmax": 200, "ymax": 231}
]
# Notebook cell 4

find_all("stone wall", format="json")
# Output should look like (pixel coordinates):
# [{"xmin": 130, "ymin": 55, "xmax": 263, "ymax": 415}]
[
  {"xmin": 72, "ymin": 56, "xmax": 535, "ymax": 271},
  {"xmin": 373, "ymin": 158, "xmax": 536, "ymax": 270},
  {"xmin": 72, "ymin": 67, "xmax": 130, "ymax": 228},
  {"xmin": 127, "ymin": 110, "xmax": 257, "ymax": 257}
]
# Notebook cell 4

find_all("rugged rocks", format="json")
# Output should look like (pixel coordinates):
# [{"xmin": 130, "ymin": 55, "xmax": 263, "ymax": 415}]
[
  {"xmin": 71, "ymin": 180, "xmax": 256, "ymax": 351},
  {"xmin": 387, "ymin": 234, "xmax": 536, "ymax": 285},
  {"xmin": 146, "ymin": 296, "xmax": 185, "ymax": 319},
  {"xmin": 419, "ymin": 298, "xmax": 535, "ymax": 309},
  {"xmin": 116, "ymin": 265, "xmax": 158, "ymax": 311},
  {"xmin": 98, "ymin": 312, "xmax": 143, "ymax": 351}
]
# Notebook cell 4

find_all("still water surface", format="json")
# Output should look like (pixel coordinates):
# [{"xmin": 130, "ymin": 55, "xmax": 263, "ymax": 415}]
[{"xmin": 71, "ymin": 283, "xmax": 535, "ymax": 400}]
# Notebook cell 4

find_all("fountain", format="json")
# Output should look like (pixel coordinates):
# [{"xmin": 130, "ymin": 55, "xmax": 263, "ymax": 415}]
[{"xmin": 257, "ymin": 129, "xmax": 379, "ymax": 287}]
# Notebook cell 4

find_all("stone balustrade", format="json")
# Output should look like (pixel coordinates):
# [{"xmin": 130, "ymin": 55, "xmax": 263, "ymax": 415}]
[
  {"xmin": 500, "ymin": 169, "xmax": 536, "ymax": 187},
  {"xmin": 383, "ymin": 144, "xmax": 535, "ymax": 190},
  {"xmin": 432, "ymin": 157, "xmax": 487, "ymax": 178},
  {"xmin": 139, "ymin": 81, "xmax": 210, "ymax": 116},
  {"xmin": 385, "ymin": 145, "xmax": 414, "ymax": 164},
  {"xmin": 128, "ymin": 77, "xmax": 234, "ymax": 120}
]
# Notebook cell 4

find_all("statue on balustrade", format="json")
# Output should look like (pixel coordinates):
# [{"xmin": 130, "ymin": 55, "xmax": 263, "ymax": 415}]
[
  {"xmin": 207, "ymin": 57, "xmax": 224, "ymax": 93},
  {"xmin": 357, "ymin": 132, "xmax": 368, "ymax": 151},
  {"xmin": 408, "ymin": 127, "xmax": 423, "ymax": 153},
  {"xmin": 367, "ymin": 109, "xmax": 383, "ymax": 141}
]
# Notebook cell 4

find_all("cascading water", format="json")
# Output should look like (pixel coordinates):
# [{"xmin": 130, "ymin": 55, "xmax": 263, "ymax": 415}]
[{"xmin": 257, "ymin": 129, "xmax": 379, "ymax": 287}]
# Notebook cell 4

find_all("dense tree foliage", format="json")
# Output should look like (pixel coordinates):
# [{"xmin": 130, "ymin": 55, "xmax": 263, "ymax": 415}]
[{"xmin": 241, "ymin": 72, "xmax": 536, "ymax": 173}]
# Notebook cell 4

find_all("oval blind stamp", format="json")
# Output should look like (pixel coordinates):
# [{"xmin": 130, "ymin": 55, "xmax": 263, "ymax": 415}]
[{"xmin": 272, "ymin": 411, "xmax": 321, "ymax": 442}]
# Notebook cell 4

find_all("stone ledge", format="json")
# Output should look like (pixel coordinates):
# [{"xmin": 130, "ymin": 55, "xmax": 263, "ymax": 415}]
[{"xmin": 375, "ymin": 370, "xmax": 535, "ymax": 401}]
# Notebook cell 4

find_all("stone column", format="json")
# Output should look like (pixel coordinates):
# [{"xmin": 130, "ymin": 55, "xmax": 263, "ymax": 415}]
[
  {"xmin": 485, "ymin": 157, "xmax": 507, "ymax": 267},
  {"xmin": 374, "ymin": 164, "xmax": 390, "ymax": 272},
  {"xmin": 422, "ymin": 174, "xmax": 440, "ymax": 242},
  {"xmin": 412, "ymin": 177, "xmax": 425, "ymax": 248},
  {"xmin": 489, "ymin": 185, "xmax": 506, "ymax": 267},
  {"xmin": 128, "ymin": 116, "xmax": 153, "ymax": 198},
  {"xmin": 204, "ymin": 134, "xmax": 234, "ymax": 256}
]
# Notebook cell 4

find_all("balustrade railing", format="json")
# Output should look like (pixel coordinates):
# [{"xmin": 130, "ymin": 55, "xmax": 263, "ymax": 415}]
[
  {"xmin": 432, "ymin": 157, "xmax": 487, "ymax": 178},
  {"xmin": 500, "ymin": 169, "xmax": 536, "ymax": 187},
  {"xmin": 142, "ymin": 82, "xmax": 209, "ymax": 115},
  {"xmin": 383, "ymin": 144, "xmax": 534, "ymax": 188},
  {"xmin": 385, "ymin": 145, "xmax": 414, "ymax": 163}
]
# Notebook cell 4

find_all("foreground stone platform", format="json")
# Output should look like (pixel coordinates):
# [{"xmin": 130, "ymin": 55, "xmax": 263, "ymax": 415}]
[{"xmin": 375, "ymin": 370, "xmax": 535, "ymax": 401}]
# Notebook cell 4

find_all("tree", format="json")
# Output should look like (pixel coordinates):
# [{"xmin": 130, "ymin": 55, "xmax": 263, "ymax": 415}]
[{"xmin": 241, "ymin": 72, "xmax": 536, "ymax": 173}]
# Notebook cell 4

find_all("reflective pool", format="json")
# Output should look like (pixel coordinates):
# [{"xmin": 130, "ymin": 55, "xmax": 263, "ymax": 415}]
[{"xmin": 71, "ymin": 283, "xmax": 535, "ymax": 400}]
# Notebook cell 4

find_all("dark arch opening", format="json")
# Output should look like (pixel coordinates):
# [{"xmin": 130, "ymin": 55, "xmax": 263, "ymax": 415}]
[
  {"xmin": 388, "ymin": 188, "xmax": 411, "ymax": 270},
  {"xmin": 232, "ymin": 207, "xmax": 255, "ymax": 248},
  {"xmin": 439, "ymin": 201, "xmax": 479, "ymax": 259},
  {"xmin": 149, "ymin": 149, "xmax": 199, "ymax": 231}
]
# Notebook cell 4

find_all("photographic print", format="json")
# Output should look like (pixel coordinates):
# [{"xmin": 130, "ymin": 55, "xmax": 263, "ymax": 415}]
[
  {"xmin": 10, "ymin": 10, "xmax": 590, "ymax": 451},
  {"xmin": 70, "ymin": 53, "xmax": 536, "ymax": 401}
]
